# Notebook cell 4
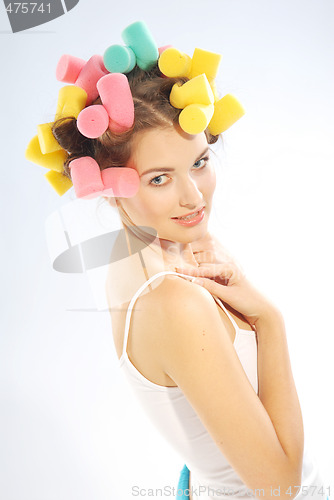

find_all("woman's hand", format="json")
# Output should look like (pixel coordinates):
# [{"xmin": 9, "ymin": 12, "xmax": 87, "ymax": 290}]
[
  {"xmin": 190, "ymin": 232, "xmax": 240, "ymax": 267},
  {"xmin": 177, "ymin": 234, "xmax": 279, "ymax": 328}
]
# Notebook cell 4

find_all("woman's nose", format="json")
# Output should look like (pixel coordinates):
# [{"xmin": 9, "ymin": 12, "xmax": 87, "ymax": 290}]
[{"xmin": 179, "ymin": 177, "xmax": 203, "ymax": 209}]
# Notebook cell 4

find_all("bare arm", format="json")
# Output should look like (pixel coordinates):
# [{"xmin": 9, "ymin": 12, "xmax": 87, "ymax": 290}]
[
  {"xmin": 256, "ymin": 311, "xmax": 304, "ymax": 475},
  {"xmin": 157, "ymin": 276, "xmax": 303, "ymax": 499}
]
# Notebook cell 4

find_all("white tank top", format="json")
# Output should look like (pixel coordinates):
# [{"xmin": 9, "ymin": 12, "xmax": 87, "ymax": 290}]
[{"xmin": 119, "ymin": 271, "xmax": 326, "ymax": 499}]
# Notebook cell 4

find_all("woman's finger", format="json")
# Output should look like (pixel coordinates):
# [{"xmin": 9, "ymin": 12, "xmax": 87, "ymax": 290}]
[
  {"xmin": 192, "ymin": 276, "xmax": 231, "ymax": 297},
  {"xmin": 192, "ymin": 250, "xmax": 217, "ymax": 264},
  {"xmin": 176, "ymin": 266, "xmax": 214, "ymax": 278},
  {"xmin": 176, "ymin": 264, "xmax": 235, "ymax": 279}
]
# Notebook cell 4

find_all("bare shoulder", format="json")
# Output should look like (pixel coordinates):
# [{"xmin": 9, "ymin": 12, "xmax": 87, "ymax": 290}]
[
  {"xmin": 150, "ymin": 275, "xmax": 231, "ymax": 353},
  {"xmin": 140, "ymin": 273, "xmax": 218, "ymax": 317},
  {"xmin": 127, "ymin": 272, "xmax": 222, "ymax": 351},
  {"xmin": 136, "ymin": 273, "xmax": 228, "ymax": 356}
]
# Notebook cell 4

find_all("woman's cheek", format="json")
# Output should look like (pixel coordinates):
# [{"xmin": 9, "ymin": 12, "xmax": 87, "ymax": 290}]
[
  {"xmin": 201, "ymin": 169, "xmax": 216, "ymax": 197},
  {"xmin": 134, "ymin": 192, "xmax": 169, "ymax": 221}
]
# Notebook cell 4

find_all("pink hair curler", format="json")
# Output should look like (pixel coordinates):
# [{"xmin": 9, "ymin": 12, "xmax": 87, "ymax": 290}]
[
  {"xmin": 56, "ymin": 55, "xmax": 86, "ymax": 84},
  {"xmin": 97, "ymin": 73, "xmax": 134, "ymax": 133},
  {"xmin": 158, "ymin": 45, "xmax": 173, "ymax": 55},
  {"xmin": 75, "ymin": 55, "xmax": 109, "ymax": 105},
  {"xmin": 69, "ymin": 157, "xmax": 104, "ymax": 199},
  {"xmin": 77, "ymin": 105, "xmax": 109, "ymax": 139},
  {"xmin": 69, "ymin": 157, "xmax": 140, "ymax": 199},
  {"xmin": 101, "ymin": 167, "xmax": 140, "ymax": 197}
]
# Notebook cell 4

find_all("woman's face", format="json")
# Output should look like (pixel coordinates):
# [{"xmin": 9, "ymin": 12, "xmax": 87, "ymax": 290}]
[{"xmin": 118, "ymin": 125, "xmax": 216, "ymax": 244}]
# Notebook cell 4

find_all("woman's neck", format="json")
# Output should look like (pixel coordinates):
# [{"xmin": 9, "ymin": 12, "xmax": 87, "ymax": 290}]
[
  {"xmin": 157, "ymin": 238, "xmax": 198, "ymax": 270},
  {"xmin": 106, "ymin": 232, "xmax": 199, "ymax": 308}
]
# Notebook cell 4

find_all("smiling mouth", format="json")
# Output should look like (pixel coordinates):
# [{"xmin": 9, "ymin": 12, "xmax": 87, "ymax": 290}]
[{"xmin": 171, "ymin": 207, "xmax": 205, "ymax": 221}]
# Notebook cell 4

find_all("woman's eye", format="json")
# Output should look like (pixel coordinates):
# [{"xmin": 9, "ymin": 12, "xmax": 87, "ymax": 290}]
[
  {"xmin": 148, "ymin": 156, "xmax": 209, "ymax": 186},
  {"xmin": 149, "ymin": 174, "xmax": 168, "ymax": 186},
  {"xmin": 193, "ymin": 156, "xmax": 209, "ymax": 169}
]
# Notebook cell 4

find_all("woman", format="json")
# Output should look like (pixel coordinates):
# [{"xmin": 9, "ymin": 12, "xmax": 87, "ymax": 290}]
[{"xmin": 29, "ymin": 23, "xmax": 326, "ymax": 500}]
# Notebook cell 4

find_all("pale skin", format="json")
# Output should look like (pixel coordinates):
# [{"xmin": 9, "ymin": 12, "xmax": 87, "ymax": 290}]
[{"xmin": 106, "ymin": 125, "xmax": 304, "ymax": 499}]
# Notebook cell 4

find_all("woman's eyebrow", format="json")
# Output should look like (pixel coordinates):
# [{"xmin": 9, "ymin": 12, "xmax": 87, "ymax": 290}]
[{"xmin": 140, "ymin": 147, "xmax": 210, "ymax": 177}]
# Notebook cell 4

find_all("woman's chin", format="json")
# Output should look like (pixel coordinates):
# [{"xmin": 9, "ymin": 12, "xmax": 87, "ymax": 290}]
[{"xmin": 158, "ymin": 223, "xmax": 209, "ymax": 244}]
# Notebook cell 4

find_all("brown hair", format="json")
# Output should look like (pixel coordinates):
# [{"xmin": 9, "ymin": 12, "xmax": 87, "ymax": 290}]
[{"xmin": 52, "ymin": 63, "xmax": 219, "ymax": 179}]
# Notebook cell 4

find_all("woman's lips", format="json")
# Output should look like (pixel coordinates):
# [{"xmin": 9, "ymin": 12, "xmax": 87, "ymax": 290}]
[{"xmin": 171, "ymin": 207, "xmax": 205, "ymax": 227}]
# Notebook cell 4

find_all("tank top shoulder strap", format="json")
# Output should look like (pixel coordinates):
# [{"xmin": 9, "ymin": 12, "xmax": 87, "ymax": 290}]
[
  {"xmin": 122, "ymin": 270, "xmax": 191, "ymax": 356},
  {"xmin": 212, "ymin": 296, "xmax": 239, "ymax": 333}
]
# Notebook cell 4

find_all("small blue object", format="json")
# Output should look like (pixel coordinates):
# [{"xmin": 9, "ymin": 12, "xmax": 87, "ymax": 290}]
[
  {"xmin": 176, "ymin": 464, "xmax": 190, "ymax": 498},
  {"xmin": 103, "ymin": 45, "xmax": 136, "ymax": 74}
]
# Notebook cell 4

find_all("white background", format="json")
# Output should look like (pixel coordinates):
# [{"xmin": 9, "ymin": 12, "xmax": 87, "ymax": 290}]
[{"xmin": 0, "ymin": 0, "xmax": 333, "ymax": 498}]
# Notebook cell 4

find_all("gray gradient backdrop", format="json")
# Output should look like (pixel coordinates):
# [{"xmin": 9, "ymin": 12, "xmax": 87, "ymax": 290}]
[{"xmin": 1, "ymin": 1, "xmax": 333, "ymax": 498}]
